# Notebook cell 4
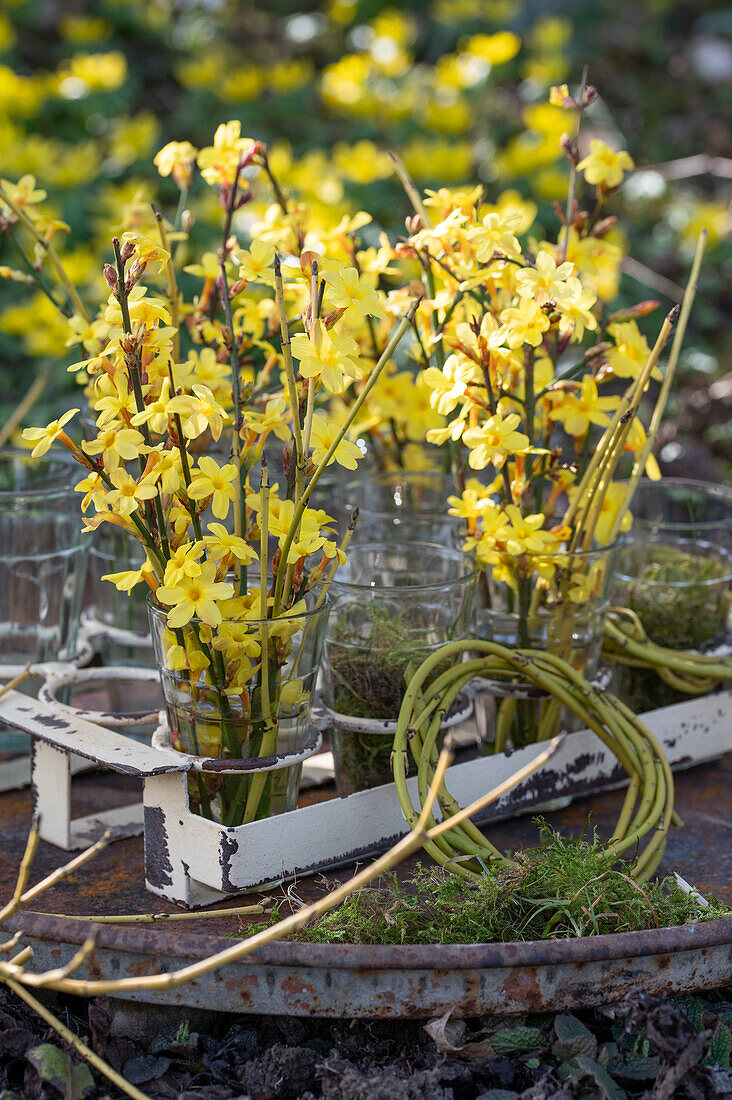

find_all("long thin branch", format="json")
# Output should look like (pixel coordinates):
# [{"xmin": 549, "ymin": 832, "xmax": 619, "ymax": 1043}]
[
  {"xmin": 609, "ymin": 228, "xmax": 707, "ymax": 542},
  {"xmin": 560, "ymin": 65, "xmax": 589, "ymax": 264},
  {"xmin": 0, "ymin": 184, "xmax": 90, "ymax": 321},
  {"xmin": 272, "ymin": 297, "xmax": 421, "ymax": 614},
  {"xmin": 2, "ymin": 976, "xmax": 153, "ymax": 1100},
  {"xmin": 1, "ymin": 734, "xmax": 562, "ymax": 997},
  {"xmin": 0, "ymin": 366, "xmax": 51, "ymax": 450}
]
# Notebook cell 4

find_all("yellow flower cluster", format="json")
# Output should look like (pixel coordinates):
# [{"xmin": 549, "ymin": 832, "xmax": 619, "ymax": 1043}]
[
  {"xmin": 15, "ymin": 125, "xmax": 415, "ymax": 743},
  {"xmin": 388, "ymin": 86, "xmax": 650, "ymax": 608}
]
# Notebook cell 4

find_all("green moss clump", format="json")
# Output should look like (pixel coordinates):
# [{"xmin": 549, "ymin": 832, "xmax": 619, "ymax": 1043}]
[{"xmin": 250, "ymin": 824, "xmax": 730, "ymax": 945}]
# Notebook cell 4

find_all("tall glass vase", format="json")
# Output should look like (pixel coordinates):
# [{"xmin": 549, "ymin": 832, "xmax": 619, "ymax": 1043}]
[{"xmin": 90, "ymin": 525, "xmax": 154, "ymax": 667}]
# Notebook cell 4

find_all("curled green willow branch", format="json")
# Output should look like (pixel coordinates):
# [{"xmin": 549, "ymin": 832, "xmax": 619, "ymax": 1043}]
[{"xmin": 392, "ymin": 639, "xmax": 679, "ymax": 884}]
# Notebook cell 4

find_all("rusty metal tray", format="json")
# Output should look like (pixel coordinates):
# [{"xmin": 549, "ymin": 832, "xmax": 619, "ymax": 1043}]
[{"xmin": 1, "ymin": 751, "xmax": 730, "ymax": 1017}]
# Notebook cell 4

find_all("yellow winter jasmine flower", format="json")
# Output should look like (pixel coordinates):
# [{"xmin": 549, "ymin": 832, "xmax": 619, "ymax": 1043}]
[
  {"xmin": 605, "ymin": 321, "xmax": 661, "ymax": 380},
  {"xmin": 121, "ymin": 232, "xmax": 170, "ymax": 274},
  {"xmin": 567, "ymin": 571, "xmax": 592, "ymax": 604},
  {"xmin": 321, "ymin": 267, "xmax": 386, "ymax": 325},
  {"xmin": 130, "ymin": 378, "xmax": 176, "ymax": 435},
  {"xmin": 549, "ymin": 84, "xmax": 572, "ymax": 107},
  {"xmin": 74, "ymin": 471, "xmax": 107, "ymax": 512},
  {"xmin": 104, "ymin": 468, "xmax": 159, "ymax": 516},
  {"xmin": 103, "ymin": 284, "xmax": 171, "ymax": 330},
  {"xmin": 241, "ymin": 397, "xmax": 290, "ymax": 442},
  {"xmin": 267, "ymin": 500, "xmax": 326, "ymax": 564},
  {"xmin": 183, "ymin": 251, "xmax": 221, "ymax": 282},
  {"xmin": 197, "ymin": 120, "xmax": 255, "ymax": 187},
  {"xmin": 82, "ymin": 425, "xmax": 145, "ymax": 469},
  {"xmin": 66, "ymin": 313, "xmax": 109, "ymax": 356},
  {"xmin": 499, "ymin": 505, "xmax": 558, "ymax": 556},
  {"xmin": 309, "ymin": 413, "xmax": 362, "ymax": 470},
  {"xmin": 468, "ymin": 210, "xmax": 523, "ymax": 262},
  {"xmin": 185, "ymin": 347, "xmax": 232, "ymax": 402},
  {"xmin": 447, "ymin": 488, "xmax": 494, "ymax": 521},
  {"xmin": 624, "ymin": 420, "xmax": 662, "ymax": 480},
  {"xmin": 156, "ymin": 560, "xmax": 234, "ymax": 629},
  {"xmin": 500, "ymin": 299, "xmax": 551, "ymax": 348},
  {"xmin": 187, "ymin": 456, "xmax": 238, "ymax": 519},
  {"xmin": 449, "ymin": 314, "xmax": 515, "ymax": 371},
  {"xmin": 555, "ymin": 277, "xmax": 597, "ymax": 340},
  {"xmin": 468, "ymin": 503, "xmax": 511, "ymax": 565},
  {"xmin": 463, "ymin": 412, "xmax": 531, "ymax": 470},
  {"xmin": 321, "ymin": 540, "xmax": 347, "ymax": 566},
  {"xmin": 166, "ymin": 643, "xmax": 210, "ymax": 676},
  {"xmin": 153, "ymin": 140, "xmax": 198, "ymax": 189},
  {"xmin": 211, "ymin": 622, "xmax": 261, "ymax": 661},
  {"xmin": 291, "ymin": 322, "xmax": 364, "ymax": 395},
  {"xmin": 102, "ymin": 559, "xmax": 154, "ymax": 593},
  {"xmin": 0, "ymin": 175, "xmax": 46, "ymax": 222},
  {"xmin": 204, "ymin": 522, "xmax": 258, "ymax": 564},
  {"xmin": 145, "ymin": 447, "xmax": 183, "ymax": 494},
  {"xmin": 169, "ymin": 385, "xmax": 229, "ymax": 441},
  {"xmin": 494, "ymin": 190, "xmax": 537, "ymax": 235},
  {"xmin": 426, "ymin": 406, "xmax": 469, "ymax": 446},
  {"xmin": 549, "ymin": 375, "xmax": 618, "ymax": 437},
  {"xmin": 163, "ymin": 542, "xmax": 205, "ymax": 587},
  {"xmin": 89, "ymin": 375, "xmax": 138, "ymax": 426},
  {"xmin": 516, "ymin": 250, "xmax": 574, "ymax": 305},
  {"xmin": 279, "ymin": 678, "xmax": 308, "ymax": 712},
  {"xmin": 577, "ymin": 140, "xmax": 634, "ymax": 191},
  {"xmin": 22, "ymin": 408, "xmax": 78, "ymax": 458},
  {"xmin": 235, "ymin": 239, "xmax": 276, "ymax": 285},
  {"xmin": 424, "ymin": 354, "xmax": 478, "ymax": 416},
  {"xmin": 169, "ymin": 500, "xmax": 193, "ymax": 539},
  {"xmin": 423, "ymin": 185, "xmax": 482, "ymax": 219},
  {"xmin": 594, "ymin": 483, "xmax": 634, "ymax": 545}
]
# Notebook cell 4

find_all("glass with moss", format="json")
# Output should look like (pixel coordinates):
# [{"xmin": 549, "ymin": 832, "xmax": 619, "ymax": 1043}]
[
  {"xmin": 611, "ymin": 534, "xmax": 732, "ymax": 713},
  {"xmin": 323, "ymin": 541, "xmax": 477, "ymax": 795}
]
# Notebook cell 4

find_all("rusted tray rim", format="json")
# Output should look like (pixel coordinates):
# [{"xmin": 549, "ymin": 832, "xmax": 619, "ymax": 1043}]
[{"xmin": 9, "ymin": 911, "xmax": 732, "ymax": 970}]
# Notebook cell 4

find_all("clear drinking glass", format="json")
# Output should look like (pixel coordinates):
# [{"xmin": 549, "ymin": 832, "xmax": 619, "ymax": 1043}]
[
  {"xmin": 0, "ymin": 449, "xmax": 89, "ymax": 749},
  {"xmin": 628, "ymin": 477, "xmax": 732, "ymax": 552},
  {"xmin": 615, "ymin": 535, "xmax": 732, "ymax": 651},
  {"xmin": 149, "ymin": 591, "xmax": 330, "ymax": 824},
  {"xmin": 611, "ymin": 534, "xmax": 732, "ymax": 713},
  {"xmin": 90, "ymin": 525, "xmax": 154, "ymax": 667},
  {"xmin": 340, "ymin": 469, "xmax": 460, "ymax": 544},
  {"xmin": 323, "ymin": 541, "xmax": 477, "ymax": 794},
  {"xmin": 475, "ymin": 539, "xmax": 619, "ymax": 751}
]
